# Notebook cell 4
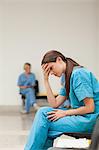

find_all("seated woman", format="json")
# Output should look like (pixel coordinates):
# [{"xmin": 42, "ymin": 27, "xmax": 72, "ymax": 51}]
[
  {"xmin": 17, "ymin": 62, "xmax": 39, "ymax": 114},
  {"xmin": 24, "ymin": 50, "xmax": 99, "ymax": 150}
]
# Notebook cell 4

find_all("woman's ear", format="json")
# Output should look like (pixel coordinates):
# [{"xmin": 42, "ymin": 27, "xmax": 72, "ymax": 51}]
[{"xmin": 56, "ymin": 57, "xmax": 62, "ymax": 63}]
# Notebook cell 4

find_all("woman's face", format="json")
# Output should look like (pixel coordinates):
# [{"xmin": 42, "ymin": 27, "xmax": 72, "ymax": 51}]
[
  {"xmin": 48, "ymin": 57, "xmax": 66, "ymax": 77},
  {"xmin": 24, "ymin": 65, "xmax": 31, "ymax": 74}
]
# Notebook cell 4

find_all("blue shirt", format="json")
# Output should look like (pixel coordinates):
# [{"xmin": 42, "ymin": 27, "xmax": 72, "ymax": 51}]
[
  {"xmin": 59, "ymin": 67, "xmax": 99, "ymax": 115},
  {"xmin": 17, "ymin": 72, "xmax": 36, "ymax": 93}
]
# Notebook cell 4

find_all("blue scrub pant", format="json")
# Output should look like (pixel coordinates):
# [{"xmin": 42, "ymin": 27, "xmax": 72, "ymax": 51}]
[
  {"xmin": 24, "ymin": 106, "xmax": 94, "ymax": 150},
  {"xmin": 21, "ymin": 88, "xmax": 36, "ymax": 112}
]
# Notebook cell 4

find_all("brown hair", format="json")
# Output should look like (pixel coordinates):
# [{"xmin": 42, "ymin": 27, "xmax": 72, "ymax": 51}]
[
  {"xmin": 24, "ymin": 62, "xmax": 31, "ymax": 68},
  {"xmin": 41, "ymin": 50, "xmax": 81, "ymax": 98}
]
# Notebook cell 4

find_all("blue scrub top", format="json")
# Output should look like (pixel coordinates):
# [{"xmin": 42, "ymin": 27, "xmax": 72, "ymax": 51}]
[
  {"xmin": 17, "ymin": 72, "xmax": 36, "ymax": 93},
  {"xmin": 59, "ymin": 67, "xmax": 99, "ymax": 116}
]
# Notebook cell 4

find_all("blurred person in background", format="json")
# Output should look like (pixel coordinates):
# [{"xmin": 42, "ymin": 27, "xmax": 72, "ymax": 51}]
[{"xmin": 17, "ymin": 62, "xmax": 39, "ymax": 114}]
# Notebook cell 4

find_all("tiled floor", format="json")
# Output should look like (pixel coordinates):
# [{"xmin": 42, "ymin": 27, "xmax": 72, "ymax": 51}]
[{"xmin": 0, "ymin": 99, "xmax": 49, "ymax": 150}]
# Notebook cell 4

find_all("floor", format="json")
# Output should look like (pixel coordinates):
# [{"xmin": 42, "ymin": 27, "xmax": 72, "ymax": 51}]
[
  {"xmin": 0, "ymin": 99, "xmax": 49, "ymax": 150},
  {"xmin": 0, "ymin": 100, "xmax": 90, "ymax": 150}
]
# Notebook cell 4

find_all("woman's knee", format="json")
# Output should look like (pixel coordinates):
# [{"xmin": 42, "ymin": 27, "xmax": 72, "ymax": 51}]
[{"xmin": 37, "ymin": 107, "xmax": 53, "ymax": 116}]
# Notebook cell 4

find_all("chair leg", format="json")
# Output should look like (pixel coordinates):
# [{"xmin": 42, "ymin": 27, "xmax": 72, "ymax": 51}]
[{"xmin": 22, "ymin": 98, "xmax": 25, "ymax": 107}]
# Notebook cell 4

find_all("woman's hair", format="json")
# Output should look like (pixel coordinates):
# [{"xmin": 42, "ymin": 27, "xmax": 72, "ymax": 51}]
[
  {"xmin": 24, "ymin": 62, "xmax": 31, "ymax": 67},
  {"xmin": 41, "ymin": 50, "xmax": 81, "ymax": 98}
]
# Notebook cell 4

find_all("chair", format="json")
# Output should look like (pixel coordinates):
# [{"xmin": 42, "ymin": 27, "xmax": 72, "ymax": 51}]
[
  {"xmin": 35, "ymin": 80, "xmax": 39, "ymax": 96},
  {"xmin": 89, "ymin": 117, "xmax": 99, "ymax": 150},
  {"xmin": 59, "ymin": 132, "xmax": 91, "ymax": 139}
]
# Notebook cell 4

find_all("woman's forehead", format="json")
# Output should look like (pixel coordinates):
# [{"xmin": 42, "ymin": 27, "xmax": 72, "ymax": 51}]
[
  {"xmin": 25, "ymin": 65, "xmax": 30, "ymax": 68},
  {"xmin": 48, "ymin": 62, "xmax": 55, "ymax": 67}
]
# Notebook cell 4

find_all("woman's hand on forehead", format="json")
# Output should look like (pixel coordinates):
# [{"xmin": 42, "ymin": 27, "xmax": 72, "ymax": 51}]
[
  {"xmin": 47, "ymin": 63, "xmax": 53, "ymax": 70},
  {"xmin": 42, "ymin": 63, "xmax": 48, "ymax": 68},
  {"xmin": 42, "ymin": 63, "xmax": 52, "ymax": 69},
  {"xmin": 42, "ymin": 63, "xmax": 50, "ymax": 71},
  {"xmin": 41, "ymin": 63, "xmax": 51, "ymax": 79}
]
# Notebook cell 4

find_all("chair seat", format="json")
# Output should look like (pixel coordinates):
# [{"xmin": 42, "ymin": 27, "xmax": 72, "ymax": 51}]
[
  {"xmin": 50, "ymin": 132, "xmax": 91, "ymax": 140},
  {"xmin": 48, "ymin": 148, "xmax": 87, "ymax": 150},
  {"xmin": 62, "ymin": 132, "xmax": 91, "ymax": 139}
]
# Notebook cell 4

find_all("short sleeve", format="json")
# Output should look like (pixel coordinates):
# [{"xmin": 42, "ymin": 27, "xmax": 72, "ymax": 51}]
[
  {"xmin": 58, "ymin": 87, "xmax": 66, "ymax": 96},
  {"xmin": 72, "ymin": 70, "xmax": 94, "ymax": 102}
]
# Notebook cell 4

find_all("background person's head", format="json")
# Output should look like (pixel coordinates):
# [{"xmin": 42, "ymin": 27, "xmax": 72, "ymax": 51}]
[
  {"xmin": 24, "ymin": 63, "xmax": 31, "ymax": 74},
  {"xmin": 41, "ymin": 50, "xmax": 81, "ymax": 98}
]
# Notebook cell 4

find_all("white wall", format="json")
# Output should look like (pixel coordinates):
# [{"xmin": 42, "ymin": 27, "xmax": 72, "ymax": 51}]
[{"xmin": 0, "ymin": 0, "xmax": 97, "ymax": 105}]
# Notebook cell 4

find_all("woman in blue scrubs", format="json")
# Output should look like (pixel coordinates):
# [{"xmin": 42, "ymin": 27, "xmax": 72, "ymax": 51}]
[
  {"xmin": 18, "ymin": 63, "xmax": 39, "ymax": 113},
  {"xmin": 25, "ymin": 50, "xmax": 99, "ymax": 150}
]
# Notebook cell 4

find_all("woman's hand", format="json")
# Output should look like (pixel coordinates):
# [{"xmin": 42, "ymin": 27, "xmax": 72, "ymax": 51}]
[
  {"xmin": 47, "ymin": 109, "xmax": 66, "ymax": 121},
  {"xmin": 42, "ymin": 64, "xmax": 51, "ymax": 81},
  {"xmin": 19, "ymin": 86, "xmax": 28, "ymax": 89}
]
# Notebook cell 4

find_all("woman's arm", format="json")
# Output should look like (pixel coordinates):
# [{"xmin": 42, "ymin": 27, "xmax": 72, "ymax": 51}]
[
  {"xmin": 45, "ymin": 80, "xmax": 66, "ymax": 108},
  {"xmin": 19, "ymin": 86, "xmax": 32, "ymax": 89},
  {"xmin": 64, "ymin": 97, "xmax": 95, "ymax": 115},
  {"xmin": 47, "ymin": 98, "xmax": 95, "ymax": 121},
  {"xmin": 42, "ymin": 64, "xmax": 66, "ymax": 108}
]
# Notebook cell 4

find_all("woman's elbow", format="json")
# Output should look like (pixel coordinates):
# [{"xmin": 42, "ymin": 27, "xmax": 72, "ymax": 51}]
[
  {"xmin": 49, "ymin": 103, "xmax": 59, "ymax": 108},
  {"xmin": 88, "ymin": 105, "xmax": 95, "ymax": 113}
]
